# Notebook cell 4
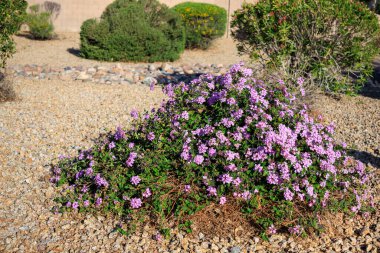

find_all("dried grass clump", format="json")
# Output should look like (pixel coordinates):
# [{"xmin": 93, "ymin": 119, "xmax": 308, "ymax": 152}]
[{"xmin": 0, "ymin": 73, "xmax": 16, "ymax": 102}]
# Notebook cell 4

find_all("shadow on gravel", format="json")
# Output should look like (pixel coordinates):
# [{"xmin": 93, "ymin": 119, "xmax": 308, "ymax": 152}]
[
  {"xmin": 348, "ymin": 149, "xmax": 380, "ymax": 169},
  {"xmin": 359, "ymin": 60, "xmax": 380, "ymax": 99},
  {"xmin": 67, "ymin": 48, "xmax": 82, "ymax": 57},
  {"xmin": 156, "ymin": 73, "xmax": 203, "ymax": 85}
]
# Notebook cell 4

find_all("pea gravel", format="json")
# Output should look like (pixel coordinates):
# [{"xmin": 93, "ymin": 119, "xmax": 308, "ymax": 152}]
[{"xmin": 0, "ymin": 78, "xmax": 379, "ymax": 252}]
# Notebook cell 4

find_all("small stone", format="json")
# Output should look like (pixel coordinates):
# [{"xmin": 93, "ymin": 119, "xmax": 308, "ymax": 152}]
[
  {"xmin": 211, "ymin": 244, "xmax": 219, "ymax": 250},
  {"xmin": 359, "ymin": 225, "xmax": 371, "ymax": 236},
  {"xmin": 108, "ymin": 232, "xmax": 117, "ymax": 239},
  {"xmin": 61, "ymin": 224, "xmax": 70, "ymax": 230},
  {"xmin": 143, "ymin": 77, "xmax": 157, "ymax": 86},
  {"xmin": 255, "ymin": 245, "xmax": 265, "ymax": 250},
  {"xmin": 174, "ymin": 67, "xmax": 183, "ymax": 74},
  {"xmin": 229, "ymin": 246, "xmax": 241, "ymax": 253},
  {"xmin": 120, "ymin": 80, "xmax": 132, "ymax": 85},
  {"xmin": 201, "ymin": 242, "xmax": 210, "ymax": 249},
  {"xmin": 160, "ymin": 63, "xmax": 172, "ymax": 72},
  {"xmin": 345, "ymin": 227, "xmax": 354, "ymax": 236},
  {"xmin": 148, "ymin": 64, "xmax": 156, "ymax": 72},
  {"xmin": 183, "ymin": 65, "xmax": 194, "ymax": 75},
  {"xmin": 110, "ymin": 67, "xmax": 124, "ymax": 75},
  {"xmin": 97, "ymin": 66, "xmax": 108, "ymax": 71},
  {"xmin": 76, "ymin": 72, "xmax": 91, "ymax": 81},
  {"xmin": 87, "ymin": 67, "xmax": 96, "ymax": 74},
  {"xmin": 220, "ymin": 247, "xmax": 229, "ymax": 253},
  {"xmin": 198, "ymin": 232, "xmax": 205, "ymax": 240},
  {"xmin": 93, "ymin": 72, "xmax": 105, "ymax": 80},
  {"xmin": 333, "ymin": 243, "xmax": 342, "ymax": 252},
  {"xmin": 124, "ymin": 72, "xmax": 134, "ymax": 81},
  {"xmin": 59, "ymin": 74, "xmax": 71, "ymax": 81},
  {"xmin": 133, "ymin": 74, "xmax": 140, "ymax": 82}
]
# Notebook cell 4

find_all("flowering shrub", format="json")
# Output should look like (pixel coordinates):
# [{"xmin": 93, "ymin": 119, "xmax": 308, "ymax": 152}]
[
  {"xmin": 52, "ymin": 63, "xmax": 373, "ymax": 238},
  {"xmin": 172, "ymin": 2, "xmax": 227, "ymax": 49},
  {"xmin": 231, "ymin": 0, "xmax": 380, "ymax": 94}
]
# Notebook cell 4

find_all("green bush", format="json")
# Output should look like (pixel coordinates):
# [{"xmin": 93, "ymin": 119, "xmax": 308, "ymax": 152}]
[
  {"xmin": 172, "ymin": 2, "xmax": 227, "ymax": 49},
  {"xmin": 80, "ymin": 0, "xmax": 185, "ymax": 62},
  {"xmin": 26, "ymin": 4, "xmax": 55, "ymax": 40},
  {"xmin": 0, "ymin": 0, "xmax": 27, "ymax": 68},
  {"xmin": 231, "ymin": 0, "xmax": 380, "ymax": 94}
]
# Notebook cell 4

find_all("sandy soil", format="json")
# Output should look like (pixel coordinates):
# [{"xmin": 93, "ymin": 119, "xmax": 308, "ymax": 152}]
[{"xmin": 9, "ymin": 32, "xmax": 248, "ymax": 68}]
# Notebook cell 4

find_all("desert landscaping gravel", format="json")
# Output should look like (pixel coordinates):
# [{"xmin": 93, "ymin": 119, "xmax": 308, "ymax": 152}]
[
  {"xmin": 0, "ymin": 33, "xmax": 379, "ymax": 252},
  {"xmin": 9, "ymin": 33, "xmax": 248, "ymax": 68}
]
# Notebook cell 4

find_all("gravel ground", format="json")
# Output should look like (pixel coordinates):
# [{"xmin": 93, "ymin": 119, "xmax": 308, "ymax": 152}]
[
  {"xmin": 0, "ymin": 76, "xmax": 379, "ymax": 252},
  {"xmin": 1, "ymin": 30, "xmax": 379, "ymax": 253},
  {"xmin": 9, "ymin": 32, "xmax": 248, "ymax": 68}
]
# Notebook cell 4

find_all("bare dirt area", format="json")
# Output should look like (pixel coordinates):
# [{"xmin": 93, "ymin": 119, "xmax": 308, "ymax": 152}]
[{"xmin": 9, "ymin": 32, "xmax": 248, "ymax": 68}]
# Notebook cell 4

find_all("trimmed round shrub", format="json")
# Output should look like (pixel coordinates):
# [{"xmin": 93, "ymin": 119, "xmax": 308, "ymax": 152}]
[
  {"xmin": 0, "ymin": 0, "xmax": 27, "ymax": 68},
  {"xmin": 51, "ymin": 63, "xmax": 373, "ymax": 238},
  {"xmin": 80, "ymin": 0, "xmax": 185, "ymax": 62},
  {"xmin": 172, "ymin": 2, "xmax": 227, "ymax": 49},
  {"xmin": 231, "ymin": 0, "xmax": 380, "ymax": 94}
]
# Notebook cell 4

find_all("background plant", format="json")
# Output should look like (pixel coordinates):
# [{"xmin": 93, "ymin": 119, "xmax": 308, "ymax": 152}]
[
  {"xmin": 0, "ymin": 0, "xmax": 27, "ymax": 102},
  {"xmin": 42, "ymin": 1, "xmax": 61, "ymax": 21},
  {"xmin": 80, "ymin": 0, "xmax": 185, "ymax": 62},
  {"xmin": 231, "ymin": 0, "xmax": 380, "ymax": 94},
  {"xmin": 172, "ymin": 2, "xmax": 227, "ymax": 49},
  {"xmin": 0, "ymin": 0, "xmax": 27, "ymax": 69},
  {"xmin": 26, "ymin": 3, "xmax": 55, "ymax": 40},
  {"xmin": 51, "ymin": 63, "xmax": 373, "ymax": 238}
]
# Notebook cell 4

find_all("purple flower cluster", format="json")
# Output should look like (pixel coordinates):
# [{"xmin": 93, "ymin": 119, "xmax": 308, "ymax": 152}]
[
  {"xmin": 288, "ymin": 225, "xmax": 302, "ymax": 235},
  {"xmin": 130, "ymin": 109, "xmax": 139, "ymax": 119},
  {"xmin": 130, "ymin": 198, "xmax": 142, "ymax": 209},
  {"xmin": 184, "ymin": 185, "xmax": 191, "ymax": 193},
  {"xmin": 268, "ymin": 224, "xmax": 277, "ymax": 234},
  {"xmin": 147, "ymin": 132, "xmax": 155, "ymax": 141},
  {"xmin": 114, "ymin": 126, "xmax": 126, "ymax": 140},
  {"xmin": 153, "ymin": 62, "xmax": 370, "ymax": 213},
  {"xmin": 126, "ymin": 152, "xmax": 137, "ymax": 167},
  {"xmin": 142, "ymin": 188, "xmax": 152, "ymax": 198},
  {"xmin": 94, "ymin": 173, "xmax": 109, "ymax": 188},
  {"xmin": 130, "ymin": 176, "xmax": 141, "ymax": 186}
]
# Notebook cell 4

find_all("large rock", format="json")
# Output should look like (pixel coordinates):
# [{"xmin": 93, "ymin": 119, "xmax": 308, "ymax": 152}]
[
  {"xmin": 183, "ymin": 65, "xmax": 194, "ymax": 75},
  {"xmin": 160, "ymin": 63, "xmax": 173, "ymax": 72},
  {"xmin": 76, "ymin": 72, "xmax": 91, "ymax": 81}
]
